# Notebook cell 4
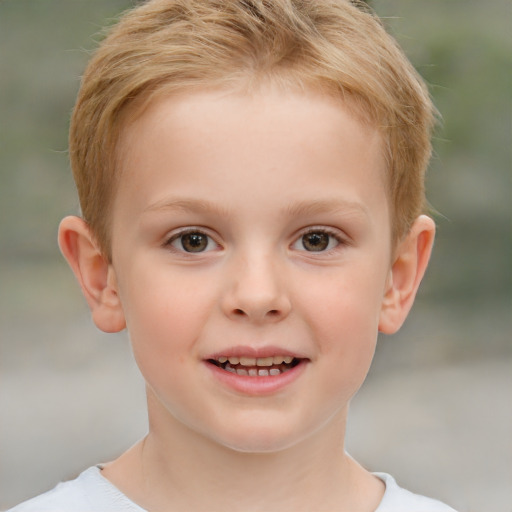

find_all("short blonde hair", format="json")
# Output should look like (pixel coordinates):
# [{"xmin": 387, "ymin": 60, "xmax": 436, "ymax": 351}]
[{"xmin": 69, "ymin": 0, "xmax": 435, "ymax": 259}]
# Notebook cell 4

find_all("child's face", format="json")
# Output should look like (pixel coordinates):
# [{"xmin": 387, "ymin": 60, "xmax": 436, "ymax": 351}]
[{"xmin": 109, "ymin": 87, "xmax": 393, "ymax": 452}]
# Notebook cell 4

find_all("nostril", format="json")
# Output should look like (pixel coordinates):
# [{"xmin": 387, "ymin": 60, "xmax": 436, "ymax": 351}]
[{"xmin": 229, "ymin": 308, "xmax": 285, "ymax": 320}]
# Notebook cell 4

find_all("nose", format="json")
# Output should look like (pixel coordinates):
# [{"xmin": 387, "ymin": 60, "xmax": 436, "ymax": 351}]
[{"xmin": 221, "ymin": 252, "xmax": 292, "ymax": 323}]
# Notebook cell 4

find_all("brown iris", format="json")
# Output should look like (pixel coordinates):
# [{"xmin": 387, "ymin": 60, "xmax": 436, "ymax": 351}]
[
  {"xmin": 302, "ymin": 232, "xmax": 329, "ymax": 251},
  {"xmin": 181, "ymin": 232, "xmax": 209, "ymax": 252}
]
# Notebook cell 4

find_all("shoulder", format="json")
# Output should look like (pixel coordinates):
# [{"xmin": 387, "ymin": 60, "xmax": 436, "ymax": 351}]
[
  {"xmin": 374, "ymin": 473, "xmax": 458, "ymax": 512},
  {"xmin": 6, "ymin": 467, "xmax": 146, "ymax": 512}
]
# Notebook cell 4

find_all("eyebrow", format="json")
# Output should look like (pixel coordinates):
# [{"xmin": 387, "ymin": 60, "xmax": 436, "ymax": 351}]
[
  {"xmin": 143, "ymin": 197, "xmax": 369, "ymax": 219},
  {"xmin": 143, "ymin": 198, "xmax": 232, "ymax": 217},
  {"xmin": 283, "ymin": 198, "xmax": 370, "ymax": 219}
]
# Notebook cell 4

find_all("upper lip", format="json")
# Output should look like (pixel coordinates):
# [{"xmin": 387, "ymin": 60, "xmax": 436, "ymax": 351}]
[{"xmin": 205, "ymin": 345, "xmax": 309, "ymax": 361}]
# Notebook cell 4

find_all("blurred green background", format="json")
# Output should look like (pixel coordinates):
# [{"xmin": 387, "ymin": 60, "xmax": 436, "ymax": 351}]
[{"xmin": 1, "ymin": 1, "xmax": 511, "ymax": 510}]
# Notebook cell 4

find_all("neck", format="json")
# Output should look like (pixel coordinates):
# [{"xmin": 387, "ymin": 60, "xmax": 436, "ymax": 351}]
[{"xmin": 103, "ymin": 395, "xmax": 383, "ymax": 512}]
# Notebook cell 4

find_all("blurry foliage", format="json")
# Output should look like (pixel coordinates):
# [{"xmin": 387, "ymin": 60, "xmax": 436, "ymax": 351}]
[
  {"xmin": 0, "ymin": 0, "xmax": 510, "ymax": 301},
  {"xmin": 373, "ymin": 0, "xmax": 512, "ymax": 301},
  {"xmin": 0, "ymin": 0, "xmax": 134, "ymax": 260}
]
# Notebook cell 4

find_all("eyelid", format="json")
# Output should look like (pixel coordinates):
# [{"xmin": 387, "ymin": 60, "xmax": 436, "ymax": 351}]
[
  {"xmin": 292, "ymin": 226, "xmax": 349, "ymax": 252},
  {"xmin": 164, "ymin": 227, "xmax": 221, "ymax": 252}
]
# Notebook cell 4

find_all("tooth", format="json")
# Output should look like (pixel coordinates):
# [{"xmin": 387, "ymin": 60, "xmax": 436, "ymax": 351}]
[
  {"xmin": 283, "ymin": 356, "xmax": 293, "ymax": 364},
  {"xmin": 272, "ymin": 356, "xmax": 284, "ymax": 364},
  {"xmin": 236, "ymin": 368, "xmax": 248, "ymax": 376},
  {"xmin": 248, "ymin": 368, "xmax": 258, "ymax": 377},
  {"xmin": 256, "ymin": 357, "xmax": 273, "ymax": 366},
  {"xmin": 258, "ymin": 369, "xmax": 269, "ymax": 376},
  {"xmin": 239, "ymin": 357, "xmax": 256, "ymax": 366},
  {"xmin": 269, "ymin": 368, "xmax": 281, "ymax": 376},
  {"xmin": 218, "ymin": 356, "xmax": 228, "ymax": 363},
  {"xmin": 228, "ymin": 357, "xmax": 239, "ymax": 365},
  {"xmin": 225, "ymin": 366, "xmax": 236, "ymax": 373}
]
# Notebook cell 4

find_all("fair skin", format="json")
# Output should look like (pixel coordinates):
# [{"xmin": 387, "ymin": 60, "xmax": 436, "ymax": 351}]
[{"xmin": 59, "ymin": 86, "xmax": 435, "ymax": 512}]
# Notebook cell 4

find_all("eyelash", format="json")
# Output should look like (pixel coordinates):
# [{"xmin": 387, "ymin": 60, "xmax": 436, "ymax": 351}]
[
  {"xmin": 164, "ymin": 227, "xmax": 347, "ymax": 254},
  {"xmin": 165, "ymin": 228, "xmax": 219, "ymax": 253},
  {"xmin": 293, "ymin": 227, "xmax": 346, "ymax": 253}
]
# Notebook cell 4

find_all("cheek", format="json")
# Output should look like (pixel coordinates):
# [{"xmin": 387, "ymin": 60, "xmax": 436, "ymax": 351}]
[
  {"xmin": 118, "ymin": 269, "xmax": 217, "ymax": 368},
  {"xmin": 295, "ymin": 268, "xmax": 383, "ymax": 386},
  {"xmin": 123, "ymin": 283, "xmax": 210, "ymax": 413},
  {"xmin": 298, "ymin": 268, "xmax": 383, "ymax": 340}
]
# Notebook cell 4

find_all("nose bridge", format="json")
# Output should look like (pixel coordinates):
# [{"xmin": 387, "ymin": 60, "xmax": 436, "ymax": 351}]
[{"xmin": 222, "ymin": 244, "xmax": 291, "ymax": 322}]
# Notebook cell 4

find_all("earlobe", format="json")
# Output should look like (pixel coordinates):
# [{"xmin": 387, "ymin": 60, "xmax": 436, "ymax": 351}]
[
  {"xmin": 378, "ymin": 215, "xmax": 435, "ymax": 334},
  {"xmin": 58, "ymin": 216, "xmax": 126, "ymax": 333}
]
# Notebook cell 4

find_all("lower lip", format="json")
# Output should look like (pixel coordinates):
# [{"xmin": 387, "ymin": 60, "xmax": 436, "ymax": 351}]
[{"xmin": 205, "ymin": 360, "xmax": 308, "ymax": 396}]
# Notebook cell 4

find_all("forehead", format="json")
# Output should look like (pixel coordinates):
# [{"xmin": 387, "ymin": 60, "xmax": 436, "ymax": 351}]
[
  {"xmin": 119, "ymin": 85, "xmax": 385, "ymax": 169},
  {"xmin": 114, "ymin": 86, "xmax": 389, "ymax": 224}
]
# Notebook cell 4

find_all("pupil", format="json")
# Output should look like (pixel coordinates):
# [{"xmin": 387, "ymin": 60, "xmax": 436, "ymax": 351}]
[
  {"xmin": 183, "ymin": 233, "xmax": 207, "ymax": 252},
  {"xmin": 303, "ymin": 232, "xmax": 329, "ymax": 251}
]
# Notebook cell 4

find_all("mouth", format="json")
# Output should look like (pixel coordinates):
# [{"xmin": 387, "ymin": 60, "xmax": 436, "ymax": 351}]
[{"xmin": 207, "ymin": 355, "xmax": 302, "ymax": 377}]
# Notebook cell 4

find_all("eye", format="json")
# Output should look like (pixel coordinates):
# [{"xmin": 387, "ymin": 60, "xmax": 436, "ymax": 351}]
[
  {"xmin": 167, "ymin": 230, "xmax": 218, "ymax": 253},
  {"xmin": 293, "ymin": 229, "xmax": 341, "ymax": 252}
]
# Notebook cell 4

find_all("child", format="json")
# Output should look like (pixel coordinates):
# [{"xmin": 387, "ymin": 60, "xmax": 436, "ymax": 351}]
[{"xmin": 8, "ymin": 0, "xmax": 457, "ymax": 510}]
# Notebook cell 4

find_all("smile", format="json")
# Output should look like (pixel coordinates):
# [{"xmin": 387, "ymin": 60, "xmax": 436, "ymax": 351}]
[{"xmin": 208, "ymin": 355, "xmax": 301, "ymax": 377}]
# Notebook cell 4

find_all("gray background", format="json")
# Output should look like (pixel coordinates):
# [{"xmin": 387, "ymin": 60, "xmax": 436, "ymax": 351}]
[{"xmin": 1, "ymin": 0, "xmax": 511, "ymax": 510}]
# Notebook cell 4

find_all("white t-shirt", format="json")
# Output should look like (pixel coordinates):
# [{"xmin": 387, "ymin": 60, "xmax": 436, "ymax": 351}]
[{"xmin": 7, "ymin": 466, "xmax": 457, "ymax": 512}]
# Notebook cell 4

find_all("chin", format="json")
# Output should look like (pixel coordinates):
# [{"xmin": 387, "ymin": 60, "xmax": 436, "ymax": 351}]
[
  {"xmin": 208, "ymin": 420, "xmax": 309, "ymax": 455},
  {"xmin": 220, "ymin": 437, "xmax": 301, "ymax": 455}
]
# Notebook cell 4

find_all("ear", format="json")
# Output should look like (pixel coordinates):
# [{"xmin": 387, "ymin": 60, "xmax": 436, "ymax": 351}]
[
  {"xmin": 58, "ymin": 216, "xmax": 126, "ymax": 333},
  {"xmin": 378, "ymin": 215, "xmax": 435, "ymax": 334}
]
